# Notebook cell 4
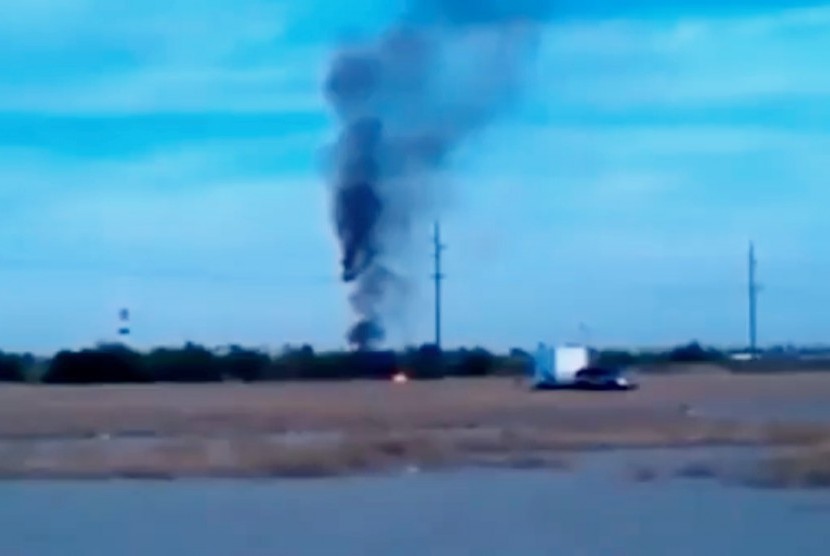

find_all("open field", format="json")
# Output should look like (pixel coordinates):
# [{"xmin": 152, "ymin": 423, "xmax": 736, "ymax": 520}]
[
  {"xmin": 4, "ymin": 372, "xmax": 830, "ymax": 436},
  {"xmin": 1, "ymin": 373, "xmax": 830, "ymax": 483}
]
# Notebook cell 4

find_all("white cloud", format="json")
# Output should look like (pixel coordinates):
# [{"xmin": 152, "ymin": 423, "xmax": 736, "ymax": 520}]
[
  {"xmin": 443, "ymin": 117, "xmax": 830, "ymax": 306},
  {"xmin": 0, "ymin": 0, "xmax": 94, "ymax": 46},
  {"xmin": 0, "ymin": 64, "xmax": 326, "ymax": 114},
  {"xmin": 734, "ymin": 5, "xmax": 830, "ymax": 34},
  {"xmin": 29, "ymin": 179, "xmax": 329, "ymax": 275},
  {"xmin": 8, "ymin": 2, "xmax": 830, "ymax": 115},
  {"xmin": 461, "ymin": 123, "xmax": 830, "ymax": 209},
  {"xmin": 0, "ymin": 0, "xmax": 289, "ymax": 52},
  {"xmin": 0, "ymin": 127, "xmax": 327, "ymax": 194},
  {"xmin": 0, "ymin": 136, "xmax": 336, "ymax": 273},
  {"xmin": 0, "ymin": 0, "xmax": 329, "ymax": 114},
  {"xmin": 532, "ymin": 5, "xmax": 830, "ymax": 109}
]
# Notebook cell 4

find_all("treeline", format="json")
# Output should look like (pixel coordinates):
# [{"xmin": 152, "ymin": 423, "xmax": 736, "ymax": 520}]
[
  {"xmin": 597, "ymin": 341, "xmax": 830, "ymax": 373},
  {"xmin": 0, "ymin": 343, "xmax": 525, "ymax": 385},
  {"xmin": 2, "ymin": 341, "xmax": 829, "ymax": 385},
  {"xmin": 595, "ymin": 341, "xmax": 728, "ymax": 367}
]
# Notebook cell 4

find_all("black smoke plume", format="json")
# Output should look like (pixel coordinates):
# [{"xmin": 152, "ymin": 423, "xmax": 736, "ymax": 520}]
[{"xmin": 324, "ymin": 0, "xmax": 554, "ymax": 350}]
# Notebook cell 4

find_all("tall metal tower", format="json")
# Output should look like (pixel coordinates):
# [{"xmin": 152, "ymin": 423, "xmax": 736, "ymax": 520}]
[
  {"xmin": 118, "ymin": 307, "xmax": 131, "ymax": 343},
  {"xmin": 748, "ymin": 242, "xmax": 758, "ymax": 356},
  {"xmin": 432, "ymin": 221, "xmax": 446, "ymax": 349}
]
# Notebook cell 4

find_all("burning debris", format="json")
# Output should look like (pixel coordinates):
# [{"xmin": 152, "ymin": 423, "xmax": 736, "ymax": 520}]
[{"xmin": 324, "ymin": 0, "xmax": 555, "ymax": 350}]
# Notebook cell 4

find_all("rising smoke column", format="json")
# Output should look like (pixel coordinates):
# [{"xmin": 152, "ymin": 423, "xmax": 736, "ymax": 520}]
[{"xmin": 324, "ymin": 0, "xmax": 554, "ymax": 350}]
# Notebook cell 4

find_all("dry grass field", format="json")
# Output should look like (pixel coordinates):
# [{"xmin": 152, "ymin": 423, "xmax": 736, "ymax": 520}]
[{"xmin": 1, "ymin": 373, "xmax": 829, "ymax": 482}]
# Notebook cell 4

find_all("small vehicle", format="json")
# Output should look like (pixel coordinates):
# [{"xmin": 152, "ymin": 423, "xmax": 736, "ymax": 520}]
[
  {"xmin": 573, "ymin": 366, "xmax": 637, "ymax": 391},
  {"xmin": 529, "ymin": 343, "xmax": 638, "ymax": 391}
]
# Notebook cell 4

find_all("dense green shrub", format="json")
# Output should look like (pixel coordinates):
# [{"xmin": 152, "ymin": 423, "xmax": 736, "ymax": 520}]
[
  {"xmin": 597, "ymin": 350, "xmax": 638, "ymax": 367},
  {"xmin": 9, "ymin": 338, "xmax": 798, "ymax": 385},
  {"xmin": 401, "ymin": 344, "xmax": 444, "ymax": 380},
  {"xmin": 667, "ymin": 342, "xmax": 725, "ymax": 363},
  {"xmin": 0, "ymin": 352, "xmax": 27, "ymax": 382},
  {"xmin": 450, "ymin": 348, "xmax": 494, "ymax": 377},
  {"xmin": 145, "ymin": 343, "xmax": 221, "ymax": 383},
  {"xmin": 219, "ymin": 346, "xmax": 272, "ymax": 382},
  {"xmin": 44, "ymin": 345, "xmax": 147, "ymax": 384}
]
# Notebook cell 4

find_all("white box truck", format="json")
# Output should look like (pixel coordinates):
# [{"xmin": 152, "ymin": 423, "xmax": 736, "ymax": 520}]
[
  {"xmin": 531, "ymin": 343, "xmax": 590, "ymax": 387},
  {"xmin": 530, "ymin": 343, "xmax": 635, "ymax": 391}
]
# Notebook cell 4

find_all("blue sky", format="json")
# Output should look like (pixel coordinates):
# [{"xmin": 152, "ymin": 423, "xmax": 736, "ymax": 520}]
[{"xmin": 2, "ymin": 0, "xmax": 830, "ymax": 353}]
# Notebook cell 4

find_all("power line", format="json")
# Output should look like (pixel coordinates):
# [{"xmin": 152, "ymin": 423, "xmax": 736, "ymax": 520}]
[{"xmin": 748, "ymin": 241, "xmax": 760, "ymax": 356}]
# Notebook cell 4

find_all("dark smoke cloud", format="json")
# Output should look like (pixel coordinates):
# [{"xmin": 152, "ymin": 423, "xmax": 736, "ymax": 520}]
[{"xmin": 324, "ymin": 0, "xmax": 555, "ymax": 350}]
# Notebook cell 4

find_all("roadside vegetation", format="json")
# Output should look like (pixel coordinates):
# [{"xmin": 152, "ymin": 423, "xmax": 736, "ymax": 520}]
[{"xmin": 1, "ymin": 340, "xmax": 830, "ymax": 384}]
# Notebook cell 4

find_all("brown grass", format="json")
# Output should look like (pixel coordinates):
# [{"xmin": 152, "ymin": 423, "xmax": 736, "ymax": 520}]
[
  {"xmin": 1, "ymin": 373, "xmax": 829, "ymax": 438},
  {"xmin": 624, "ymin": 448, "xmax": 830, "ymax": 490},
  {"xmin": 0, "ymin": 430, "xmax": 576, "ymax": 479},
  {"xmin": 747, "ymin": 444, "xmax": 830, "ymax": 489},
  {"xmin": 616, "ymin": 447, "xmax": 830, "ymax": 490},
  {"xmin": 0, "ymin": 374, "xmax": 829, "ymax": 479}
]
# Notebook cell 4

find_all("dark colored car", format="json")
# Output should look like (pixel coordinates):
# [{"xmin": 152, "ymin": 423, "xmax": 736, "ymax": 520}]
[{"xmin": 574, "ymin": 366, "xmax": 638, "ymax": 391}]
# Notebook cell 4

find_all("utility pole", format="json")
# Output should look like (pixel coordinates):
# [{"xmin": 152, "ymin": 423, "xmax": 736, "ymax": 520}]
[
  {"xmin": 432, "ymin": 221, "xmax": 446, "ymax": 349},
  {"xmin": 748, "ymin": 241, "xmax": 758, "ymax": 357}
]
